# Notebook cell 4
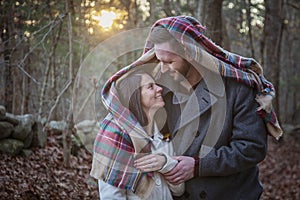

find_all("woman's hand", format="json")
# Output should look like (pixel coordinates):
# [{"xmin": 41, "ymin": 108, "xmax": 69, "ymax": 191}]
[
  {"xmin": 164, "ymin": 156, "xmax": 194, "ymax": 185},
  {"xmin": 134, "ymin": 154, "xmax": 166, "ymax": 172}
]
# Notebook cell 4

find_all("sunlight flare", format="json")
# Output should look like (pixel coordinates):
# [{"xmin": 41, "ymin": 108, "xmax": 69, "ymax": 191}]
[{"xmin": 93, "ymin": 10, "xmax": 116, "ymax": 29}]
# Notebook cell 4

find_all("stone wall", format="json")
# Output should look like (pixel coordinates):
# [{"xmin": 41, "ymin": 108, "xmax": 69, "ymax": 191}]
[
  {"xmin": 0, "ymin": 105, "xmax": 46, "ymax": 156},
  {"xmin": 43, "ymin": 120, "xmax": 98, "ymax": 155},
  {"xmin": 75, "ymin": 120, "xmax": 98, "ymax": 153}
]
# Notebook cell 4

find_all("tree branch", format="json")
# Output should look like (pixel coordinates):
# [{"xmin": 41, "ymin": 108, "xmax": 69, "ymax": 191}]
[
  {"xmin": 11, "ymin": 15, "xmax": 65, "ymax": 85},
  {"xmin": 46, "ymin": 80, "xmax": 72, "ymax": 123}
]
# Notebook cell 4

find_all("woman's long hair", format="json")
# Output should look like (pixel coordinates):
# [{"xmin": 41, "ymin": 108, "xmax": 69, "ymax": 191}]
[{"xmin": 117, "ymin": 72, "xmax": 149, "ymax": 126}]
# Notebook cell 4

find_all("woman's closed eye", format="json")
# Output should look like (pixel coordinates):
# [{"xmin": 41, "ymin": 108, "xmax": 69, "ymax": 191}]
[{"xmin": 147, "ymin": 83, "xmax": 154, "ymax": 89}]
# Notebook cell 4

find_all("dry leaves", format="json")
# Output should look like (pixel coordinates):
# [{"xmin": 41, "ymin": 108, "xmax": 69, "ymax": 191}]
[
  {"xmin": 259, "ymin": 132, "xmax": 300, "ymax": 200},
  {"xmin": 0, "ymin": 132, "xmax": 99, "ymax": 200},
  {"xmin": 0, "ymin": 131, "xmax": 299, "ymax": 199}
]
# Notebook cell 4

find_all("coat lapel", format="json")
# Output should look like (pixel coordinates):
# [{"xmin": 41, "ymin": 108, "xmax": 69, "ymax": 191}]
[
  {"xmin": 172, "ymin": 71, "xmax": 225, "ymax": 155},
  {"xmin": 172, "ymin": 81, "xmax": 217, "ymax": 134}
]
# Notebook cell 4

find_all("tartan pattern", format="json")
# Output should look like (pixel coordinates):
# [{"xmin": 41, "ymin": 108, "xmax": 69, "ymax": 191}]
[
  {"xmin": 94, "ymin": 118, "xmax": 137, "ymax": 189},
  {"xmin": 92, "ymin": 54, "xmax": 157, "ymax": 194},
  {"xmin": 91, "ymin": 113, "xmax": 152, "ymax": 192},
  {"xmin": 143, "ymin": 16, "xmax": 282, "ymax": 138},
  {"xmin": 144, "ymin": 16, "xmax": 273, "ymax": 93}
]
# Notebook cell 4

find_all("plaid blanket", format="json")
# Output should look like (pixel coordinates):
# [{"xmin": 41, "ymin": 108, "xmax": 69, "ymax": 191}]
[
  {"xmin": 91, "ymin": 72, "xmax": 156, "ymax": 198},
  {"xmin": 143, "ymin": 15, "xmax": 282, "ymax": 139},
  {"xmin": 90, "ymin": 113, "xmax": 155, "ymax": 199}
]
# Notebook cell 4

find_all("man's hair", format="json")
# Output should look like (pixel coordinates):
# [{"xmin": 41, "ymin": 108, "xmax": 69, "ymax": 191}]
[
  {"xmin": 148, "ymin": 26, "xmax": 174, "ymax": 44},
  {"xmin": 148, "ymin": 26, "xmax": 185, "ymax": 56}
]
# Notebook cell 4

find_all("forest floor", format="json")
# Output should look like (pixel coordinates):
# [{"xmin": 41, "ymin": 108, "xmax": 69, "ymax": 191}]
[{"xmin": 0, "ymin": 130, "xmax": 299, "ymax": 200}]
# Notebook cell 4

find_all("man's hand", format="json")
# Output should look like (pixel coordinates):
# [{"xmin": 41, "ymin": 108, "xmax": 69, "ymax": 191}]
[
  {"xmin": 134, "ymin": 154, "xmax": 166, "ymax": 172},
  {"xmin": 164, "ymin": 156, "xmax": 195, "ymax": 185}
]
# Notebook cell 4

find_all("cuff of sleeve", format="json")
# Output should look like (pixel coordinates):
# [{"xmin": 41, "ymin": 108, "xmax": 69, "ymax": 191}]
[{"xmin": 158, "ymin": 153, "xmax": 178, "ymax": 174}]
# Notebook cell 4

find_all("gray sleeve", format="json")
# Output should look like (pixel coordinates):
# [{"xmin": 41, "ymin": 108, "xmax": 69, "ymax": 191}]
[{"xmin": 199, "ymin": 84, "xmax": 268, "ymax": 177}]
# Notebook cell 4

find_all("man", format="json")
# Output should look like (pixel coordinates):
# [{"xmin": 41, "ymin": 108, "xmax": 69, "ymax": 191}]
[{"xmin": 141, "ymin": 16, "xmax": 281, "ymax": 199}]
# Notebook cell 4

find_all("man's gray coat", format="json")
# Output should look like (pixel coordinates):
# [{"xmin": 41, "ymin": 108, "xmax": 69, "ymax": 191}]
[{"xmin": 161, "ymin": 70, "xmax": 268, "ymax": 200}]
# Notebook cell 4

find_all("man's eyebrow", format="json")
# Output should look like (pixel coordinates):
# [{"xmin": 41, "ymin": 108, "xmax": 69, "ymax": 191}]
[{"xmin": 147, "ymin": 81, "xmax": 155, "ymax": 85}]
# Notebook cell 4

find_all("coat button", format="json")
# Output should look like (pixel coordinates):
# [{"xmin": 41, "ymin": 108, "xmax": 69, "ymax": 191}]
[
  {"xmin": 199, "ymin": 191, "xmax": 207, "ymax": 199},
  {"xmin": 155, "ymin": 178, "xmax": 161, "ymax": 185},
  {"xmin": 153, "ymin": 174, "xmax": 161, "ymax": 185}
]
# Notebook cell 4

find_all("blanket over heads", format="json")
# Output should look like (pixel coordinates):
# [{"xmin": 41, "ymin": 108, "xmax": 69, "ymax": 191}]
[{"xmin": 103, "ymin": 15, "xmax": 282, "ymax": 139}]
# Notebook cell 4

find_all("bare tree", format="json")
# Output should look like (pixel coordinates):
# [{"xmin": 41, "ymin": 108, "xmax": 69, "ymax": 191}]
[
  {"xmin": 245, "ymin": 0, "xmax": 255, "ymax": 58},
  {"xmin": 0, "ymin": 0, "xmax": 14, "ymax": 113},
  {"xmin": 263, "ymin": 0, "xmax": 284, "ymax": 116},
  {"xmin": 204, "ymin": 0, "xmax": 224, "ymax": 45},
  {"xmin": 148, "ymin": 0, "xmax": 156, "ymax": 22},
  {"xmin": 278, "ymin": 1, "xmax": 300, "ymax": 123},
  {"xmin": 38, "ymin": 1, "xmax": 63, "ymax": 120},
  {"xmin": 20, "ymin": 39, "xmax": 30, "ymax": 115},
  {"xmin": 195, "ymin": 0, "xmax": 205, "ymax": 21},
  {"xmin": 63, "ymin": 0, "xmax": 75, "ymax": 168},
  {"xmin": 163, "ymin": 0, "xmax": 173, "ymax": 16}
]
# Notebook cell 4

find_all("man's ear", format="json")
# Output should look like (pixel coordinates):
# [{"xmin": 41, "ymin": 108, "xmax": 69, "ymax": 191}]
[{"xmin": 184, "ymin": 49, "xmax": 193, "ymax": 63}]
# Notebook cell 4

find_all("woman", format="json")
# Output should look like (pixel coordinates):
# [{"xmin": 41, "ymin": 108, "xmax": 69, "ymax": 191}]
[{"xmin": 90, "ymin": 66, "xmax": 184, "ymax": 199}]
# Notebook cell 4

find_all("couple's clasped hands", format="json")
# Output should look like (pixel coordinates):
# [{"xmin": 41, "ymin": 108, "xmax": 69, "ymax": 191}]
[{"xmin": 134, "ymin": 155, "xmax": 195, "ymax": 185}]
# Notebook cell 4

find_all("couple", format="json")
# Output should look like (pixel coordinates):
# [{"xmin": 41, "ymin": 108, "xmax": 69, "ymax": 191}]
[{"xmin": 91, "ymin": 16, "xmax": 282, "ymax": 200}]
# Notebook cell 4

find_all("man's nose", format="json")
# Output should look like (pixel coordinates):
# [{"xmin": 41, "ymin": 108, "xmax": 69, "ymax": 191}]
[
  {"xmin": 160, "ymin": 63, "xmax": 169, "ymax": 73},
  {"xmin": 155, "ymin": 85, "xmax": 163, "ymax": 93}
]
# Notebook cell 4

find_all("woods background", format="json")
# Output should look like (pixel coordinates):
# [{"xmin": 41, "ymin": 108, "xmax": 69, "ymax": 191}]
[
  {"xmin": 0, "ymin": 0, "xmax": 299, "ymax": 163},
  {"xmin": 0, "ymin": 0, "xmax": 300, "ymax": 199}
]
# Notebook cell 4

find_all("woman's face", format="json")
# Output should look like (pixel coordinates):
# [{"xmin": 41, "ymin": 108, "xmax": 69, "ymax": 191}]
[{"xmin": 140, "ymin": 74, "xmax": 165, "ymax": 113}]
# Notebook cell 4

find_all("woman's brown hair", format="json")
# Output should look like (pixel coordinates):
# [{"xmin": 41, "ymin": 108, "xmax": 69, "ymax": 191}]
[{"xmin": 117, "ymin": 66, "xmax": 156, "ymax": 126}]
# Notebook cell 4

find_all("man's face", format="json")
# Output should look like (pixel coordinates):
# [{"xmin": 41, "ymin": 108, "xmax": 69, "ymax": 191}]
[{"xmin": 154, "ymin": 42, "xmax": 190, "ymax": 82}]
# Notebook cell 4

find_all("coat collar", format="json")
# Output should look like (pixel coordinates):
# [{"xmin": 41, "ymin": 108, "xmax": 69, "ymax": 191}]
[{"xmin": 172, "ymin": 69, "xmax": 225, "ymax": 134}]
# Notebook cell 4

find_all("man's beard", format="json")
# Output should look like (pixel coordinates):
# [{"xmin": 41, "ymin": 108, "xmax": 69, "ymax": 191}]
[{"xmin": 157, "ymin": 72, "xmax": 190, "ymax": 94}]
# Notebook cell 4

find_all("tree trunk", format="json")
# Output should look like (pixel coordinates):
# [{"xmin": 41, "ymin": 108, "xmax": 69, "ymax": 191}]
[
  {"xmin": 200, "ymin": 0, "xmax": 207, "ymax": 24},
  {"xmin": 38, "ymin": 58, "xmax": 50, "ymax": 119},
  {"xmin": 279, "ymin": 2, "xmax": 300, "ymax": 123},
  {"xmin": 263, "ymin": 0, "xmax": 284, "ymax": 117},
  {"xmin": 163, "ymin": 0, "xmax": 173, "ymax": 16},
  {"xmin": 204, "ymin": 0, "xmax": 224, "ymax": 46},
  {"xmin": 245, "ymin": 0, "xmax": 255, "ymax": 58},
  {"xmin": 21, "ymin": 41, "xmax": 30, "ymax": 115},
  {"xmin": 148, "ymin": 0, "xmax": 155, "ymax": 23},
  {"xmin": 195, "ymin": 0, "xmax": 202, "ymax": 21},
  {"xmin": 1, "ymin": 0, "xmax": 14, "ymax": 113},
  {"xmin": 48, "ymin": 0, "xmax": 63, "ymax": 120},
  {"xmin": 63, "ymin": 0, "xmax": 74, "ymax": 168}
]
